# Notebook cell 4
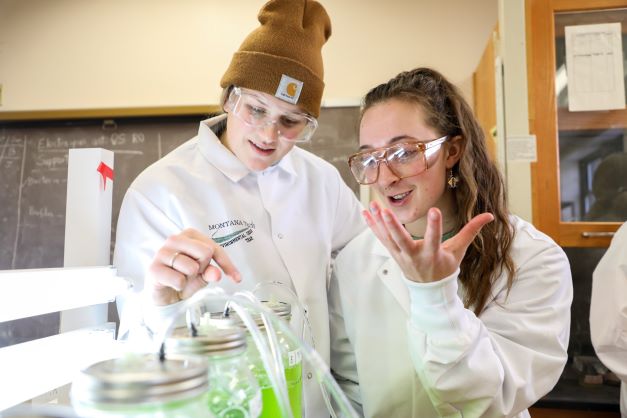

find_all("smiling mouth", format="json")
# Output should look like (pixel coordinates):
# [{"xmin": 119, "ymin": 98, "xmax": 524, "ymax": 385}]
[
  {"xmin": 387, "ymin": 190, "xmax": 412, "ymax": 206},
  {"xmin": 249, "ymin": 140, "xmax": 275, "ymax": 156}
]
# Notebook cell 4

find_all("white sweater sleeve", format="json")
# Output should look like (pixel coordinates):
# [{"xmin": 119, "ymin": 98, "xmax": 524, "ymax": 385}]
[
  {"xmin": 590, "ymin": 223, "xmax": 627, "ymax": 416},
  {"xmin": 404, "ymin": 242, "xmax": 572, "ymax": 417}
]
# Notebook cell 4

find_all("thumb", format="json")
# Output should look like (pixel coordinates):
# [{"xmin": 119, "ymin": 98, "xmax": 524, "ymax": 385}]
[
  {"xmin": 178, "ymin": 274, "xmax": 208, "ymax": 300},
  {"xmin": 449, "ymin": 212, "xmax": 494, "ymax": 256}
]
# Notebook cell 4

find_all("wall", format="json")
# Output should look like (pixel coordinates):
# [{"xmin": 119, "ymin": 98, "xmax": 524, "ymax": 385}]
[
  {"xmin": 0, "ymin": 0, "xmax": 498, "ymax": 111},
  {"xmin": 497, "ymin": 0, "xmax": 533, "ymax": 221}
]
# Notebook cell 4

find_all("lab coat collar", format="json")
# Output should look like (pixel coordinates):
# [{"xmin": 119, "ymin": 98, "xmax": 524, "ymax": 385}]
[
  {"xmin": 271, "ymin": 147, "xmax": 298, "ymax": 178},
  {"xmin": 369, "ymin": 234, "xmax": 410, "ymax": 315},
  {"xmin": 198, "ymin": 115, "xmax": 250, "ymax": 183},
  {"xmin": 198, "ymin": 114, "xmax": 298, "ymax": 182}
]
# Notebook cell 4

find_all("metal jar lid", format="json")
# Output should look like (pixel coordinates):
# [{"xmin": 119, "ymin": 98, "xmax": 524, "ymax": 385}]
[
  {"xmin": 72, "ymin": 354, "xmax": 209, "ymax": 405},
  {"xmin": 214, "ymin": 301, "xmax": 291, "ymax": 330},
  {"xmin": 261, "ymin": 301, "xmax": 291, "ymax": 319},
  {"xmin": 165, "ymin": 326, "xmax": 247, "ymax": 356},
  {"xmin": 252, "ymin": 301, "xmax": 292, "ymax": 329}
]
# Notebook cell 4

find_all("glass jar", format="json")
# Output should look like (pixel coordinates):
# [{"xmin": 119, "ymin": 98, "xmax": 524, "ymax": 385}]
[
  {"xmin": 165, "ymin": 325, "xmax": 261, "ymax": 418},
  {"xmin": 71, "ymin": 354, "xmax": 212, "ymax": 418},
  {"xmin": 234, "ymin": 301, "xmax": 302, "ymax": 418}
]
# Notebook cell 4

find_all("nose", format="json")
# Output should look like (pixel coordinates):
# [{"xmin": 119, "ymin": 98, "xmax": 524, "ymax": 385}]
[
  {"xmin": 258, "ymin": 120, "xmax": 280, "ymax": 143},
  {"xmin": 377, "ymin": 160, "xmax": 400, "ymax": 187}
]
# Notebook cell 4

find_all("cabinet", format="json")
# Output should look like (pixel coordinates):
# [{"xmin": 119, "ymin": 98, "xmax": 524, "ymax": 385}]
[{"xmin": 528, "ymin": 0, "xmax": 627, "ymax": 247}]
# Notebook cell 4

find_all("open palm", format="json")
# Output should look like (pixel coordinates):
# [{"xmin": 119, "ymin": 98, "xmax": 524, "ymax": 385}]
[{"xmin": 364, "ymin": 201, "xmax": 494, "ymax": 283}]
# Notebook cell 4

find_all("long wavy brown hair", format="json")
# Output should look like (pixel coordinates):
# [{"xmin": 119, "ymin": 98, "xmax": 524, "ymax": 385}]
[{"xmin": 361, "ymin": 67, "xmax": 515, "ymax": 315}]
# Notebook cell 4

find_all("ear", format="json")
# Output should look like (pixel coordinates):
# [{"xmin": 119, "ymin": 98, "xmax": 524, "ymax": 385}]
[
  {"xmin": 223, "ymin": 95, "xmax": 234, "ymax": 113},
  {"xmin": 222, "ymin": 86, "xmax": 236, "ymax": 113},
  {"xmin": 445, "ymin": 135, "xmax": 463, "ymax": 169}
]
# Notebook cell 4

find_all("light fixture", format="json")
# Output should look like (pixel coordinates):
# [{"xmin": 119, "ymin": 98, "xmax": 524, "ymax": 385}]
[{"xmin": 0, "ymin": 266, "xmax": 131, "ymax": 323}]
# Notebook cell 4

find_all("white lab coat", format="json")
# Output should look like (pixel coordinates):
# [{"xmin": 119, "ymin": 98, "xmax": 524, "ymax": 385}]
[
  {"xmin": 329, "ymin": 215, "xmax": 572, "ymax": 418},
  {"xmin": 591, "ymin": 222, "xmax": 627, "ymax": 418},
  {"xmin": 113, "ymin": 115, "xmax": 366, "ymax": 418}
]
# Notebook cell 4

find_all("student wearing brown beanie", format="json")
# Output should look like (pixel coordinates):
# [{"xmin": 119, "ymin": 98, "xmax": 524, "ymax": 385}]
[{"xmin": 113, "ymin": 0, "xmax": 365, "ymax": 417}]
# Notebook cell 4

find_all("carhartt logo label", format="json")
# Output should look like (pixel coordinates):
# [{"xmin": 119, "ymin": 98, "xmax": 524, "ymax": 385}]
[
  {"xmin": 275, "ymin": 74, "xmax": 303, "ymax": 104},
  {"xmin": 209, "ymin": 219, "xmax": 255, "ymax": 248}
]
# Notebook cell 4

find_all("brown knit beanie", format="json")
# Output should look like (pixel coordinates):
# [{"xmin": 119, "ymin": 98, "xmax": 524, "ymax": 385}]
[{"xmin": 220, "ymin": 0, "xmax": 331, "ymax": 118}]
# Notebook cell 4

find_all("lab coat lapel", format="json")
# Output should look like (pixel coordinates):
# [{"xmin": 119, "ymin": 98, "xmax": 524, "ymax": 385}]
[{"xmin": 372, "ymin": 240, "xmax": 410, "ymax": 315}]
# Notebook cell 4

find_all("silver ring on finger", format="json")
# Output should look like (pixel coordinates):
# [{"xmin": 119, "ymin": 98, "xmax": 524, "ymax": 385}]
[{"xmin": 169, "ymin": 251, "xmax": 181, "ymax": 269}]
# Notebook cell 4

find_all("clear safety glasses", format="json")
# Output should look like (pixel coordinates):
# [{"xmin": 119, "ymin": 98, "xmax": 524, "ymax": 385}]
[
  {"xmin": 348, "ymin": 135, "xmax": 448, "ymax": 185},
  {"xmin": 225, "ymin": 87, "xmax": 318, "ymax": 143}
]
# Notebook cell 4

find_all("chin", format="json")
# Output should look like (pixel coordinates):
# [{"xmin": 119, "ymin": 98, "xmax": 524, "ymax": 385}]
[
  {"xmin": 245, "ymin": 158, "xmax": 274, "ymax": 172},
  {"xmin": 384, "ymin": 206, "xmax": 410, "ymax": 223},
  {"xmin": 393, "ymin": 206, "xmax": 425, "ymax": 225}
]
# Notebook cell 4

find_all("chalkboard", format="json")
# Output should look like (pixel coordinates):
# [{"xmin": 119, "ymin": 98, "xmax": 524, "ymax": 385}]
[
  {"xmin": 299, "ymin": 106, "xmax": 361, "ymax": 196},
  {"xmin": 0, "ymin": 107, "xmax": 360, "ymax": 346},
  {"xmin": 0, "ymin": 116, "xmax": 204, "ymax": 271}
]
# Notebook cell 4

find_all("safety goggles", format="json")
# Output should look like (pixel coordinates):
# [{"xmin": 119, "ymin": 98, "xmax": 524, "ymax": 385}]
[
  {"xmin": 348, "ymin": 135, "xmax": 448, "ymax": 185},
  {"xmin": 225, "ymin": 87, "xmax": 318, "ymax": 143}
]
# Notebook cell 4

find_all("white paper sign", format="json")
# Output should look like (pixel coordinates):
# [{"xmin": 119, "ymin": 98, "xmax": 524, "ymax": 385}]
[
  {"xmin": 507, "ymin": 135, "xmax": 537, "ymax": 162},
  {"xmin": 565, "ymin": 23, "xmax": 625, "ymax": 111}
]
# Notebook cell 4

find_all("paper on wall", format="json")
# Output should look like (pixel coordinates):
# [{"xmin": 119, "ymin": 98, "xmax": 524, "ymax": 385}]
[
  {"xmin": 507, "ymin": 135, "xmax": 537, "ymax": 162},
  {"xmin": 565, "ymin": 22, "xmax": 625, "ymax": 111}
]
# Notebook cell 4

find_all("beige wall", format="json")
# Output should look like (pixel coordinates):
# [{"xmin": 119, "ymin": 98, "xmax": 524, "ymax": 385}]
[{"xmin": 0, "ymin": 0, "xmax": 497, "ymax": 111}]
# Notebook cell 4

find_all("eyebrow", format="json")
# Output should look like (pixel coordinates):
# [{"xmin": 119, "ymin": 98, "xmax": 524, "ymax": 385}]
[
  {"xmin": 246, "ymin": 91, "xmax": 306, "ymax": 117},
  {"xmin": 358, "ymin": 135, "xmax": 415, "ymax": 151},
  {"xmin": 247, "ymin": 92, "xmax": 268, "ymax": 106}
]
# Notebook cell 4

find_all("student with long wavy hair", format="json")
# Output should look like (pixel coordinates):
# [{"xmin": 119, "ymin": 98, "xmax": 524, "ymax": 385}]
[{"xmin": 329, "ymin": 67, "xmax": 573, "ymax": 417}]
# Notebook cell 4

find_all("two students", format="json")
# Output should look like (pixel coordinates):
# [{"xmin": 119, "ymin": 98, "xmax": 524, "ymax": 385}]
[{"xmin": 113, "ymin": 1, "xmax": 573, "ymax": 415}]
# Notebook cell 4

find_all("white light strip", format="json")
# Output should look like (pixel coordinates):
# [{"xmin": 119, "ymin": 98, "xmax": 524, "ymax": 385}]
[
  {"xmin": 0, "ymin": 324, "xmax": 123, "ymax": 411},
  {"xmin": 555, "ymin": 64, "xmax": 567, "ymax": 98},
  {"xmin": 0, "ymin": 266, "xmax": 131, "ymax": 323}
]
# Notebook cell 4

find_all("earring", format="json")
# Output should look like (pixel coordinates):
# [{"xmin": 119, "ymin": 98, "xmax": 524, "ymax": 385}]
[{"xmin": 447, "ymin": 169, "xmax": 459, "ymax": 189}]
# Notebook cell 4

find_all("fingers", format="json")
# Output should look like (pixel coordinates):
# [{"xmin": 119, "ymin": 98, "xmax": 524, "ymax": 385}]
[
  {"xmin": 206, "ymin": 245, "xmax": 241, "ymax": 283},
  {"xmin": 449, "ymin": 212, "xmax": 494, "ymax": 255},
  {"xmin": 423, "ymin": 208, "xmax": 443, "ymax": 255},
  {"xmin": 149, "ymin": 262, "xmax": 187, "ymax": 292},
  {"xmin": 365, "ymin": 202, "xmax": 400, "ymax": 253},
  {"xmin": 178, "ymin": 273, "xmax": 211, "ymax": 300},
  {"xmin": 163, "ymin": 229, "xmax": 240, "ymax": 280},
  {"xmin": 380, "ymin": 207, "xmax": 414, "ymax": 253},
  {"xmin": 147, "ymin": 229, "xmax": 242, "ymax": 305}
]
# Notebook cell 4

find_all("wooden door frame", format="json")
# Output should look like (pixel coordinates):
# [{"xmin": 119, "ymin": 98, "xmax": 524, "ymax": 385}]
[{"xmin": 527, "ymin": 0, "xmax": 627, "ymax": 246}]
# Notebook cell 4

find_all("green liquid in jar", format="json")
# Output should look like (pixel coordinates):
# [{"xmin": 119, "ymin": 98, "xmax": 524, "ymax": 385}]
[
  {"xmin": 203, "ymin": 360, "xmax": 261, "ymax": 418},
  {"xmin": 206, "ymin": 387, "xmax": 252, "ymax": 418},
  {"xmin": 257, "ymin": 363, "xmax": 302, "ymax": 418}
]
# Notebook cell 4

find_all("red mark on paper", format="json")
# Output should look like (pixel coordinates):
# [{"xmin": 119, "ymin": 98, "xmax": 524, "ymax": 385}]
[{"xmin": 96, "ymin": 162, "xmax": 114, "ymax": 191}]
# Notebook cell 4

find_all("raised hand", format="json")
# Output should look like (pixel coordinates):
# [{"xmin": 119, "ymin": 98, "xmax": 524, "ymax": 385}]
[
  {"xmin": 145, "ymin": 228, "xmax": 241, "ymax": 305},
  {"xmin": 364, "ymin": 201, "xmax": 494, "ymax": 283}
]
